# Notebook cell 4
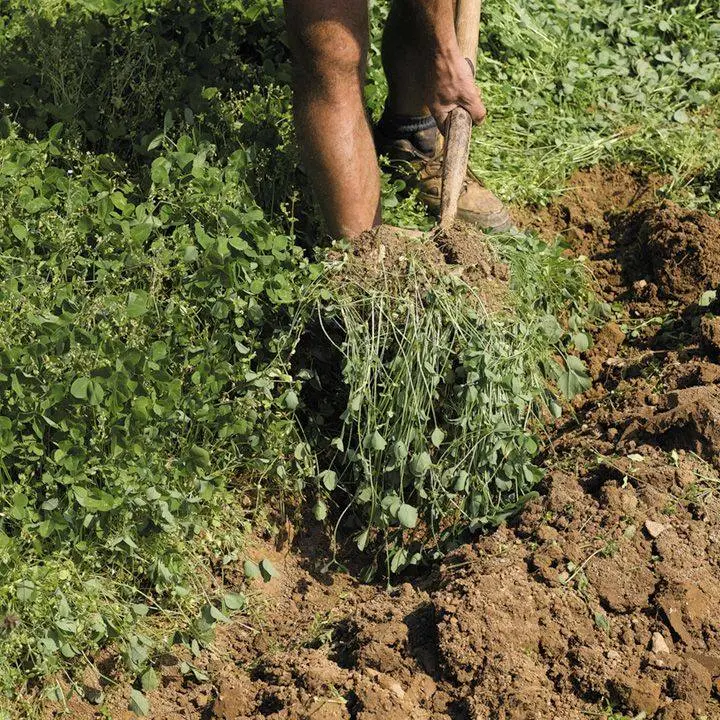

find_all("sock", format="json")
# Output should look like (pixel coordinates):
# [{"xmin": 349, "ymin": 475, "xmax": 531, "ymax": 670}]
[{"xmin": 376, "ymin": 105, "xmax": 438, "ymax": 155}]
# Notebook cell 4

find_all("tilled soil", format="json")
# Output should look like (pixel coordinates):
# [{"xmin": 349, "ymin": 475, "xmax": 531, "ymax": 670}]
[
  {"xmin": 334, "ymin": 221, "xmax": 510, "ymax": 311},
  {"xmin": 57, "ymin": 167, "xmax": 720, "ymax": 720}
]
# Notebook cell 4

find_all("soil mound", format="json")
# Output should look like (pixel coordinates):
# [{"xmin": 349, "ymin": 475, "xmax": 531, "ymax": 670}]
[
  {"xmin": 636, "ymin": 203, "xmax": 720, "ymax": 303},
  {"xmin": 337, "ymin": 222, "xmax": 509, "ymax": 310},
  {"xmin": 516, "ymin": 166, "xmax": 720, "ymax": 312}
]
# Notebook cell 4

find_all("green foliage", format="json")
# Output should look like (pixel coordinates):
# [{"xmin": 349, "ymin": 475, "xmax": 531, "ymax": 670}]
[
  {"xmin": 305, "ymin": 232, "xmax": 593, "ymax": 576},
  {"xmin": 0, "ymin": 0, "xmax": 716, "ymax": 708},
  {"xmin": 0, "ymin": 0, "xmax": 286, "ymax": 154},
  {"xmin": 0, "ymin": 121, "xmax": 320, "ymax": 690},
  {"xmin": 467, "ymin": 0, "xmax": 720, "ymax": 207}
]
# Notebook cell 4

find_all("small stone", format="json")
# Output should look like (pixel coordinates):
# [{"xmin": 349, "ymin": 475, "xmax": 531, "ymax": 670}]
[
  {"xmin": 83, "ymin": 686, "xmax": 104, "ymax": 705},
  {"xmin": 377, "ymin": 673, "xmax": 405, "ymax": 699},
  {"xmin": 648, "ymin": 654, "xmax": 666, "ymax": 668},
  {"xmin": 644, "ymin": 519, "xmax": 667, "ymax": 538},
  {"xmin": 607, "ymin": 427, "xmax": 619, "ymax": 441},
  {"xmin": 652, "ymin": 631, "xmax": 670, "ymax": 654},
  {"xmin": 606, "ymin": 649, "xmax": 621, "ymax": 661}
]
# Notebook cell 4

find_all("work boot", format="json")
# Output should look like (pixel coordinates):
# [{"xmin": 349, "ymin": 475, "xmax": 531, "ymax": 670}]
[{"xmin": 374, "ymin": 110, "xmax": 515, "ymax": 233}]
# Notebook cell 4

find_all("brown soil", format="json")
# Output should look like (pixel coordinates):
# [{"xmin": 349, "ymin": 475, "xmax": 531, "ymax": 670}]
[
  {"xmin": 515, "ymin": 165, "xmax": 720, "ymax": 313},
  {"xmin": 336, "ymin": 222, "xmax": 509, "ymax": 311},
  {"xmin": 51, "ymin": 167, "xmax": 720, "ymax": 720}
]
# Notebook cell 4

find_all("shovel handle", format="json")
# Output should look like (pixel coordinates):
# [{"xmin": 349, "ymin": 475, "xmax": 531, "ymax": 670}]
[{"xmin": 439, "ymin": 0, "xmax": 483, "ymax": 229}]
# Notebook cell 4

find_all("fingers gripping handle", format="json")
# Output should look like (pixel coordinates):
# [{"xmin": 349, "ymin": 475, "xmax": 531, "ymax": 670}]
[{"xmin": 439, "ymin": 0, "xmax": 483, "ymax": 230}]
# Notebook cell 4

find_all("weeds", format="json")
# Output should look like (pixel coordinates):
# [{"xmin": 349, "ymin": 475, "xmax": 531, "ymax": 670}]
[
  {"xmin": 304, "ymin": 231, "xmax": 594, "ymax": 575},
  {"xmin": 0, "ymin": 122, "xmax": 317, "ymax": 696},
  {"xmin": 0, "ymin": 0, "xmax": 717, "ymax": 711},
  {"xmin": 466, "ymin": 0, "xmax": 720, "ymax": 208}
]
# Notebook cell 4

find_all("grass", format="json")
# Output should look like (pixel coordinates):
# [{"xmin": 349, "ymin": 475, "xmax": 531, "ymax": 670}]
[
  {"xmin": 303, "ymin": 231, "xmax": 594, "ymax": 577},
  {"xmin": 0, "ymin": 0, "xmax": 717, "ymax": 714},
  {"xmin": 369, "ymin": 0, "xmax": 720, "ymax": 210}
]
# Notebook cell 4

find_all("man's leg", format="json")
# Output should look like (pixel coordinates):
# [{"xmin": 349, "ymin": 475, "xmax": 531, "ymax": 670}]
[
  {"xmin": 378, "ymin": 0, "xmax": 514, "ymax": 232},
  {"xmin": 382, "ymin": 0, "xmax": 435, "ymax": 119},
  {"xmin": 284, "ymin": 0, "xmax": 381, "ymax": 238}
]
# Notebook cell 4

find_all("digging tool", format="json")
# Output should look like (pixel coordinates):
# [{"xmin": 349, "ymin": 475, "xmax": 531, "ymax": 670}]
[{"xmin": 439, "ymin": 0, "xmax": 483, "ymax": 230}]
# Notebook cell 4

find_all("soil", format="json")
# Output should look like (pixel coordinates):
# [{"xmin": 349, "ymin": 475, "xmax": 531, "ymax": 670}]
[
  {"xmin": 51, "ymin": 166, "xmax": 720, "ymax": 720},
  {"xmin": 335, "ymin": 222, "xmax": 509, "ymax": 311}
]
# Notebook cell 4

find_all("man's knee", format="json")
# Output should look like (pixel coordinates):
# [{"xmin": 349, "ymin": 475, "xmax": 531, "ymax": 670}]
[{"xmin": 284, "ymin": 0, "xmax": 368, "ymax": 86}]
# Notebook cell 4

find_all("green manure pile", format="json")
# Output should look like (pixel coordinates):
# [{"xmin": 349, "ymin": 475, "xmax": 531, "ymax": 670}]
[
  {"xmin": 302, "ymin": 223, "xmax": 591, "ymax": 577},
  {"xmin": 0, "ymin": 0, "xmax": 717, "ymax": 713}
]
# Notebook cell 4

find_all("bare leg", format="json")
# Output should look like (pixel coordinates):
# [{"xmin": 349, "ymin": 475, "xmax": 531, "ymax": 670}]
[
  {"xmin": 382, "ymin": 0, "xmax": 437, "ymax": 117},
  {"xmin": 284, "ymin": 0, "xmax": 381, "ymax": 238},
  {"xmin": 378, "ymin": 0, "xmax": 513, "ymax": 232},
  {"xmin": 383, "ymin": 0, "xmax": 471, "ymax": 125}
]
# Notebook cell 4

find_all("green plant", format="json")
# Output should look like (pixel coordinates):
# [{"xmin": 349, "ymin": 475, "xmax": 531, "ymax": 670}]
[
  {"xmin": 0, "ymin": 120, "xmax": 319, "ymax": 694},
  {"xmin": 0, "ymin": 0, "xmax": 717, "ymax": 710},
  {"xmin": 464, "ymin": 0, "xmax": 720, "ymax": 208},
  {"xmin": 302, "ymin": 230, "xmax": 594, "ymax": 577}
]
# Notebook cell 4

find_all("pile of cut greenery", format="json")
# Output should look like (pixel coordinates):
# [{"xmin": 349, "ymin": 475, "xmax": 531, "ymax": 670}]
[
  {"xmin": 0, "ymin": 0, "xmax": 717, "ymax": 713},
  {"xmin": 300, "ymin": 227, "xmax": 593, "ymax": 578}
]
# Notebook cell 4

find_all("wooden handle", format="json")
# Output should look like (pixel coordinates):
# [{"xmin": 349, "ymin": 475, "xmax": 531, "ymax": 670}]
[
  {"xmin": 439, "ymin": 0, "xmax": 483, "ymax": 230},
  {"xmin": 455, "ymin": 0, "xmax": 482, "ymax": 64}
]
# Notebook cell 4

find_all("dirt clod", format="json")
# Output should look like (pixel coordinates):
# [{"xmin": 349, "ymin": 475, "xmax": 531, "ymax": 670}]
[
  {"xmin": 645, "ymin": 519, "xmax": 668, "ymax": 538},
  {"xmin": 612, "ymin": 676, "xmax": 663, "ymax": 715},
  {"xmin": 339, "ymin": 222, "xmax": 508, "ymax": 311},
  {"xmin": 637, "ymin": 203, "xmax": 720, "ymax": 303},
  {"xmin": 700, "ymin": 314, "xmax": 720, "ymax": 359}
]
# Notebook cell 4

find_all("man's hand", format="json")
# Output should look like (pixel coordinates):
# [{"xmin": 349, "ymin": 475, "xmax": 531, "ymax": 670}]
[
  {"xmin": 425, "ymin": 49, "xmax": 486, "ymax": 133},
  {"xmin": 408, "ymin": 0, "xmax": 486, "ymax": 133}
]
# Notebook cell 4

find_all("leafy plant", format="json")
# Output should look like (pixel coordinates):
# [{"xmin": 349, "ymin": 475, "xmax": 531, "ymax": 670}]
[
  {"xmin": 0, "ymin": 121, "xmax": 319, "ymax": 693},
  {"xmin": 302, "ymin": 231, "xmax": 593, "ymax": 577},
  {"xmin": 0, "ymin": 0, "xmax": 716, "ymax": 711}
]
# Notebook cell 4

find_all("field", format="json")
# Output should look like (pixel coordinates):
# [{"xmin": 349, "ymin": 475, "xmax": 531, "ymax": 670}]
[{"xmin": 0, "ymin": 0, "xmax": 719, "ymax": 718}]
